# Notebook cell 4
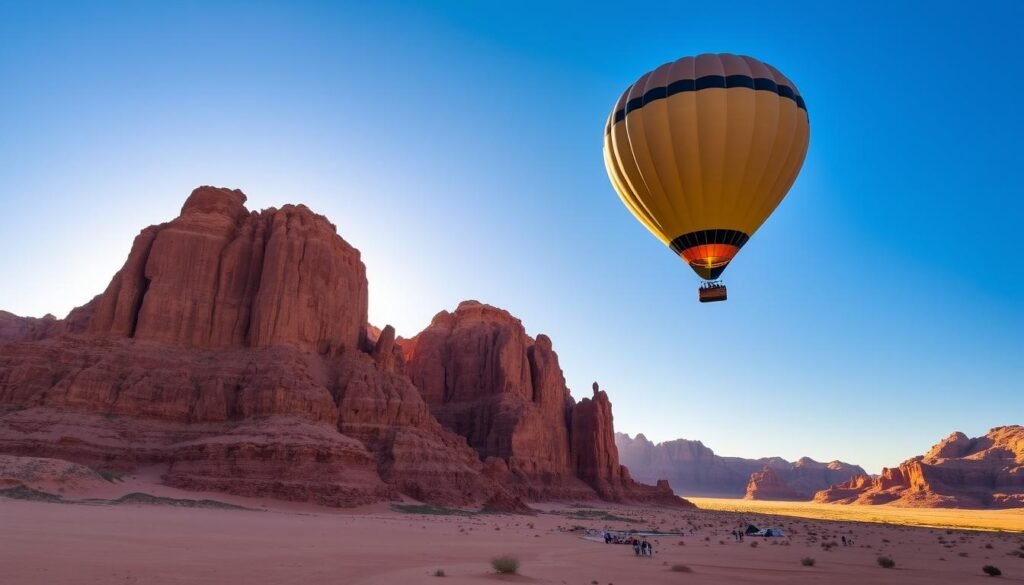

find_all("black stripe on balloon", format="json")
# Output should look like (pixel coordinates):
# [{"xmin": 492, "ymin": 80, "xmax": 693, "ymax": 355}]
[
  {"xmin": 668, "ymin": 229, "xmax": 750, "ymax": 255},
  {"xmin": 606, "ymin": 75, "xmax": 807, "ymax": 135}
]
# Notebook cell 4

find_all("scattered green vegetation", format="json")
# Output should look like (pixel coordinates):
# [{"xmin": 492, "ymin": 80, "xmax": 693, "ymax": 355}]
[
  {"xmin": 491, "ymin": 556, "xmax": 519, "ymax": 574},
  {"xmin": 392, "ymin": 504, "xmax": 474, "ymax": 517},
  {"xmin": 877, "ymin": 556, "xmax": 896, "ymax": 569},
  {"xmin": 562, "ymin": 509, "xmax": 632, "ymax": 522},
  {"xmin": 983, "ymin": 565, "xmax": 1002, "ymax": 577},
  {"xmin": 97, "ymin": 469, "xmax": 125, "ymax": 483},
  {"xmin": 801, "ymin": 557, "xmax": 816, "ymax": 567},
  {"xmin": 107, "ymin": 493, "xmax": 248, "ymax": 510},
  {"xmin": 0, "ymin": 486, "xmax": 63, "ymax": 503}
]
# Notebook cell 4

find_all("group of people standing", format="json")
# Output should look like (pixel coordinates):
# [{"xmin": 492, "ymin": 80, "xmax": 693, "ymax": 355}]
[
  {"xmin": 632, "ymin": 539, "xmax": 653, "ymax": 557},
  {"xmin": 600, "ymin": 532, "xmax": 655, "ymax": 556},
  {"xmin": 731, "ymin": 529, "xmax": 745, "ymax": 542}
]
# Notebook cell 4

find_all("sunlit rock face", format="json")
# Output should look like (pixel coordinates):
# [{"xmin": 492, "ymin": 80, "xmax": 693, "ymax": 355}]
[
  {"xmin": 815, "ymin": 426, "xmax": 1024, "ymax": 508},
  {"xmin": 0, "ymin": 186, "xmax": 686, "ymax": 508}
]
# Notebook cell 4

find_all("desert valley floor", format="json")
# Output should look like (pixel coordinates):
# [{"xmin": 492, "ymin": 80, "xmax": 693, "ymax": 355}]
[{"xmin": 3, "ymin": 478, "xmax": 1023, "ymax": 585}]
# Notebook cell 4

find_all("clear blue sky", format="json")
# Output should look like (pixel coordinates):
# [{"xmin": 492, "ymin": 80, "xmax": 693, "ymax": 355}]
[{"xmin": 1, "ymin": 1, "xmax": 1021, "ymax": 474}]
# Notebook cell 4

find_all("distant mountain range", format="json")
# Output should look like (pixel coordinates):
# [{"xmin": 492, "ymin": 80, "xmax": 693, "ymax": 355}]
[{"xmin": 615, "ymin": 432, "xmax": 865, "ymax": 499}]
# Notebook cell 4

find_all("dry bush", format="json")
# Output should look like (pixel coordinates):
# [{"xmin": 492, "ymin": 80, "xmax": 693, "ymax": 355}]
[
  {"xmin": 983, "ymin": 565, "xmax": 1002, "ymax": 577},
  {"xmin": 491, "ymin": 556, "xmax": 519, "ymax": 574},
  {"xmin": 670, "ymin": 564, "xmax": 693, "ymax": 573}
]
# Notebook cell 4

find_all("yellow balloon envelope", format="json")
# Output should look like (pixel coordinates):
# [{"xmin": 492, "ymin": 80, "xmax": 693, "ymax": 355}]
[{"xmin": 603, "ymin": 53, "xmax": 810, "ymax": 293}]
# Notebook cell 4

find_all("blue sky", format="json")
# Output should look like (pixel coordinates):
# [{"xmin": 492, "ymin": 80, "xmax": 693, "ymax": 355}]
[{"xmin": 1, "ymin": 1, "xmax": 1021, "ymax": 474}]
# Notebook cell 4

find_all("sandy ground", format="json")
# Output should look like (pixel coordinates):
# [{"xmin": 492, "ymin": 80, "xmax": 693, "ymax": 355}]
[
  {"xmin": 3, "ymin": 483, "xmax": 1024, "ymax": 585},
  {"xmin": 690, "ymin": 497, "xmax": 1024, "ymax": 532}
]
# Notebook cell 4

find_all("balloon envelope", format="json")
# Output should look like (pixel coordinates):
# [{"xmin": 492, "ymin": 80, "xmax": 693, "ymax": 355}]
[{"xmin": 603, "ymin": 53, "xmax": 810, "ymax": 280}]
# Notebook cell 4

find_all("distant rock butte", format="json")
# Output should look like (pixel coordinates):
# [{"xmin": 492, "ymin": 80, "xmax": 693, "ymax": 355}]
[
  {"xmin": 0, "ymin": 186, "xmax": 687, "ymax": 509},
  {"xmin": 744, "ymin": 466, "xmax": 802, "ymax": 501},
  {"xmin": 616, "ymin": 432, "xmax": 865, "ymax": 499},
  {"xmin": 815, "ymin": 426, "xmax": 1024, "ymax": 508}
]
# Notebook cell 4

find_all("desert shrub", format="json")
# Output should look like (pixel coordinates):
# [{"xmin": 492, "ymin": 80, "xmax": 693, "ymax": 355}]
[
  {"xmin": 670, "ymin": 564, "xmax": 692, "ymax": 573},
  {"xmin": 491, "ymin": 556, "xmax": 519, "ymax": 574},
  {"xmin": 750, "ymin": 541, "xmax": 758, "ymax": 548},
  {"xmin": 97, "ymin": 469, "xmax": 124, "ymax": 482},
  {"xmin": 433, "ymin": 569, "xmax": 445, "ymax": 577},
  {"xmin": 801, "ymin": 557, "xmax": 816, "ymax": 567},
  {"xmin": 983, "ymin": 565, "xmax": 1002, "ymax": 577},
  {"xmin": 877, "ymin": 556, "xmax": 896, "ymax": 569}
]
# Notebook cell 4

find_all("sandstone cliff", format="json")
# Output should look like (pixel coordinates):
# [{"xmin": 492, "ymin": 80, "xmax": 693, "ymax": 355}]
[
  {"xmin": 815, "ymin": 426, "xmax": 1024, "ymax": 508},
  {"xmin": 404, "ymin": 301, "xmax": 684, "ymax": 504},
  {"xmin": 0, "ymin": 186, "xmax": 684, "ymax": 508},
  {"xmin": 744, "ymin": 466, "xmax": 802, "ymax": 500}
]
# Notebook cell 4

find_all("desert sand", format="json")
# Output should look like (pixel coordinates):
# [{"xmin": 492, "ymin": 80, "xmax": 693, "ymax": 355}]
[
  {"xmin": 4, "ymin": 477, "xmax": 1024, "ymax": 585},
  {"xmin": 691, "ymin": 497, "xmax": 1024, "ymax": 533}
]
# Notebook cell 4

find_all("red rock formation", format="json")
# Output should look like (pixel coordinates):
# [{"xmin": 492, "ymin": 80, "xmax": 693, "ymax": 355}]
[
  {"xmin": 480, "ymin": 491, "xmax": 537, "ymax": 515},
  {"xmin": 744, "ymin": 466, "xmax": 802, "ymax": 500},
  {"xmin": 405, "ymin": 304, "xmax": 686, "ymax": 505},
  {"xmin": 0, "ymin": 187, "xmax": 492, "ymax": 507},
  {"xmin": 89, "ymin": 187, "xmax": 367, "ymax": 353},
  {"xmin": 616, "ymin": 433, "xmax": 864, "ymax": 498},
  {"xmin": 0, "ymin": 186, "xmax": 682, "ymax": 508},
  {"xmin": 815, "ymin": 426, "xmax": 1024, "ymax": 508},
  {"xmin": 406, "ymin": 302, "xmax": 573, "ymax": 478}
]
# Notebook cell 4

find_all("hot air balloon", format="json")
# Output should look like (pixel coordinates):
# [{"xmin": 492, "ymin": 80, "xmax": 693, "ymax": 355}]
[{"xmin": 603, "ymin": 54, "xmax": 809, "ymax": 302}]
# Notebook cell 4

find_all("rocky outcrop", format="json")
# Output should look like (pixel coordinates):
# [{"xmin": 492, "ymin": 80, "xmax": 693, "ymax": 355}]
[
  {"xmin": 0, "ymin": 186, "xmax": 682, "ymax": 509},
  {"xmin": 616, "ymin": 433, "xmax": 864, "ymax": 499},
  {"xmin": 744, "ymin": 466, "xmax": 802, "ymax": 500},
  {"xmin": 88, "ymin": 187, "xmax": 367, "ymax": 353},
  {"xmin": 405, "ymin": 303, "xmax": 687, "ymax": 505},
  {"xmin": 815, "ymin": 426, "xmax": 1024, "ymax": 508}
]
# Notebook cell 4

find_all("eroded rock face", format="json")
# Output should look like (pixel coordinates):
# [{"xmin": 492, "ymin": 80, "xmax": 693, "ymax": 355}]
[
  {"xmin": 406, "ymin": 302, "xmax": 573, "ymax": 477},
  {"xmin": 0, "ymin": 187, "xmax": 490, "ymax": 507},
  {"xmin": 616, "ymin": 433, "xmax": 864, "ymax": 499},
  {"xmin": 89, "ymin": 186, "xmax": 367, "ymax": 354},
  {"xmin": 744, "ymin": 466, "xmax": 802, "ymax": 500},
  {"xmin": 0, "ymin": 186, "xmax": 682, "ymax": 508},
  {"xmin": 406, "ymin": 308, "xmax": 687, "ymax": 505},
  {"xmin": 815, "ymin": 426, "xmax": 1024, "ymax": 508}
]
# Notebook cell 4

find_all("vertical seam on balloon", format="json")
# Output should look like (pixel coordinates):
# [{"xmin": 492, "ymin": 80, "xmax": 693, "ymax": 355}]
[
  {"xmin": 611, "ymin": 129, "xmax": 663, "ymax": 234},
  {"xmin": 750, "ymin": 69, "xmax": 793, "ymax": 235},
  {"xmin": 614, "ymin": 84, "xmax": 666, "ymax": 233},
  {"xmin": 693, "ymin": 55, "xmax": 709, "ymax": 244},
  {"xmin": 664, "ymin": 57, "xmax": 692, "ymax": 248},
  {"xmin": 607, "ymin": 105, "xmax": 664, "ymax": 235},
  {"xmin": 719, "ymin": 53, "xmax": 736, "ymax": 237},
  {"xmin": 606, "ymin": 137, "xmax": 659, "ymax": 237},
  {"xmin": 765, "ymin": 116, "xmax": 809, "ymax": 225},
  {"xmin": 623, "ymin": 77, "xmax": 664, "ymax": 236},
  {"xmin": 761, "ymin": 102, "xmax": 802, "ymax": 229},
  {"xmin": 640, "ymin": 65, "xmax": 681, "ymax": 242},
  {"xmin": 732, "ymin": 55, "xmax": 759, "ymax": 240}
]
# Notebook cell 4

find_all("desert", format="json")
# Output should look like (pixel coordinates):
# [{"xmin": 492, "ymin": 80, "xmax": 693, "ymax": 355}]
[
  {"xmin": 3, "ymin": 3, "xmax": 1022, "ymax": 584},
  {"xmin": 4, "ymin": 475, "xmax": 1024, "ymax": 585}
]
